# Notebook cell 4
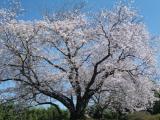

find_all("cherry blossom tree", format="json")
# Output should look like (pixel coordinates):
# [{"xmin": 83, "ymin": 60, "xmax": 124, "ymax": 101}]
[
  {"xmin": 0, "ymin": 2, "xmax": 157, "ymax": 120},
  {"xmin": 90, "ymin": 76, "xmax": 158, "ymax": 119},
  {"xmin": 0, "ymin": 0, "xmax": 21, "ymax": 23}
]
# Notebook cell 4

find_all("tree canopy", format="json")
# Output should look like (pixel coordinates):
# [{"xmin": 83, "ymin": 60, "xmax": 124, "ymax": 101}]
[{"xmin": 0, "ymin": 0, "xmax": 159, "ymax": 120}]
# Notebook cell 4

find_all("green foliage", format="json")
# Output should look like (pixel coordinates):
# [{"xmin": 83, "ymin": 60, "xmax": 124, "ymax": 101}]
[
  {"xmin": 87, "ymin": 105, "xmax": 127, "ymax": 120},
  {"xmin": 0, "ymin": 103, "xmax": 69, "ymax": 120},
  {"xmin": 151, "ymin": 91, "xmax": 160, "ymax": 114},
  {"xmin": 127, "ymin": 112, "xmax": 160, "ymax": 120},
  {"xmin": 1, "ymin": 103, "xmax": 160, "ymax": 120},
  {"xmin": 0, "ymin": 102, "xmax": 22, "ymax": 120},
  {"xmin": 103, "ymin": 110, "xmax": 120, "ymax": 120},
  {"xmin": 23, "ymin": 107, "xmax": 69, "ymax": 120},
  {"xmin": 153, "ymin": 101, "xmax": 160, "ymax": 114}
]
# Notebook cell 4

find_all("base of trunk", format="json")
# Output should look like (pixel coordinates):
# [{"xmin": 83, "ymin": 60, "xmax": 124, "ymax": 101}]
[{"xmin": 70, "ymin": 113, "xmax": 85, "ymax": 120}]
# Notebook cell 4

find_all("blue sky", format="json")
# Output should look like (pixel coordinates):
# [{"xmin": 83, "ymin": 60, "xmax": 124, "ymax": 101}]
[{"xmin": 0, "ymin": 0, "xmax": 160, "ymax": 35}]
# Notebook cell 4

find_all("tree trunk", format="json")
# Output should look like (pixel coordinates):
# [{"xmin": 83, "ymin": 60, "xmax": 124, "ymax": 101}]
[{"xmin": 70, "ymin": 110, "xmax": 85, "ymax": 120}]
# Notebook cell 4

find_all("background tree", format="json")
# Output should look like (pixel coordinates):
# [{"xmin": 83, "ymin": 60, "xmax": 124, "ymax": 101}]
[{"xmin": 89, "ymin": 77, "xmax": 157, "ymax": 119}]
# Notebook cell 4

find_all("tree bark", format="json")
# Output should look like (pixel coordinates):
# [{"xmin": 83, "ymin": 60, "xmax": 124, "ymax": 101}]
[{"xmin": 70, "ymin": 111, "xmax": 85, "ymax": 120}]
